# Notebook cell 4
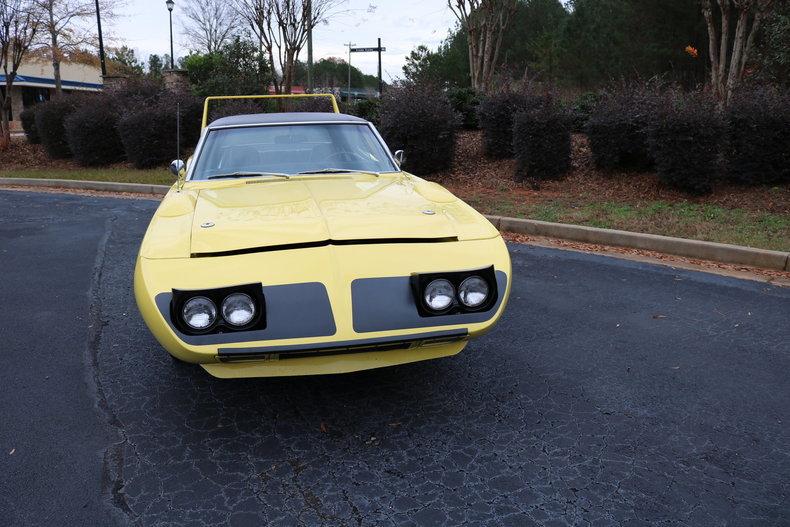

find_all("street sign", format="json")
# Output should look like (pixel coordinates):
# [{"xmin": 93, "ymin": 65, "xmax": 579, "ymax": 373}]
[{"xmin": 348, "ymin": 39, "xmax": 386, "ymax": 96}]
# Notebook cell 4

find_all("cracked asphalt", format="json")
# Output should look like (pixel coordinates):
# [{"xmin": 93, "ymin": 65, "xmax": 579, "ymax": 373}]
[{"xmin": 1, "ymin": 189, "xmax": 789, "ymax": 526}]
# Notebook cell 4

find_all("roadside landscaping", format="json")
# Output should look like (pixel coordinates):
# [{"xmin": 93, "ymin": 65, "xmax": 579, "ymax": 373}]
[
  {"xmin": 3, "ymin": 81, "xmax": 788, "ymax": 254},
  {"xmin": 3, "ymin": 132, "xmax": 788, "ymax": 252},
  {"xmin": 438, "ymin": 133, "xmax": 789, "ymax": 252},
  {"xmin": 1, "ymin": 168, "xmax": 172, "ymax": 186}
]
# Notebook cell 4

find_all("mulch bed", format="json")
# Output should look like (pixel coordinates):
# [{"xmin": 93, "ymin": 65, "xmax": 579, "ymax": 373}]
[
  {"xmin": 2, "ymin": 137, "xmax": 141, "ymax": 171},
  {"xmin": 2, "ymin": 139, "xmax": 76, "ymax": 170},
  {"xmin": 434, "ymin": 131, "xmax": 790, "ymax": 215}
]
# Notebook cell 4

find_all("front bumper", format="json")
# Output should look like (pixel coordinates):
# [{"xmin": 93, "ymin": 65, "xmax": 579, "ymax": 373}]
[{"xmin": 134, "ymin": 238, "xmax": 511, "ymax": 378}]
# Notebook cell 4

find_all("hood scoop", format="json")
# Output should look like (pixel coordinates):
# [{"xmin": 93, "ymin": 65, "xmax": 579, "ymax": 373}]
[
  {"xmin": 191, "ymin": 236, "xmax": 459, "ymax": 258},
  {"xmin": 189, "ymin": 179, "xmax": 460, "ymax": 256}
]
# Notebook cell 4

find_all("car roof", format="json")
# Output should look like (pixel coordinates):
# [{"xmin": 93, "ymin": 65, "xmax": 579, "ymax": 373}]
[{"xmin": 208, "ymin": 112, "xmax": 368, "ymax": 128}]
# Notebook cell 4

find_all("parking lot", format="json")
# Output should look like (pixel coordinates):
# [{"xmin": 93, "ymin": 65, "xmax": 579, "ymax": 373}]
[{"xmin": 1, "ymin": 189, "xmax": 788, "ymax": 526}]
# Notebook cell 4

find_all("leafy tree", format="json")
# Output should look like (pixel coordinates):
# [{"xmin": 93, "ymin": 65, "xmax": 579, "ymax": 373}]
[
  {"xmin": 293, "ymin": 57, "xmax": 379, "ymax": 89},
  {"xmin": 147, "ymin": 54, "xmax": 164, "ymax": 77},
  {"xmin": 410, "ymin": 1, "xmax": 569, "ymax": 87},
  {"xmin": 107, "ymin": 45, "xmax": 144, "ymax": 76},
  {"xmin": 559, "ymin": 0, "xmax": 706, "ymax": 89},
  {"xmin": 403, "ymin": 45, "xmax": 438, "ymax": 84},
  {"xmin": 404, "ymin": 30, "xmax": 470, "ymax": 88},
  {"xmin": 500, "ymin": 0, "xmax": 568, "ymax": 80},
  {"xmin": 181, "ymin": 36, "xmax": 270, "ymax": 96},
  {"xmin": 754, "ymin": 1, "xmax": 790, "ymax": 86}
]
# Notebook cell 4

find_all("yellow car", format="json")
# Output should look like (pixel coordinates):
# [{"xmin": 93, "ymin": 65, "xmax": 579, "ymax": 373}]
[{"xmin": 134, "ymin": 94, "xmax": 511, "ymax": 378}]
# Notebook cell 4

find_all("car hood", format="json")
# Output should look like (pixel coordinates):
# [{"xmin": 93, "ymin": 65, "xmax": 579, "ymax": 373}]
[{"xmin": 187, "ymin": 174, "xmax": 497, "ymax": 256}]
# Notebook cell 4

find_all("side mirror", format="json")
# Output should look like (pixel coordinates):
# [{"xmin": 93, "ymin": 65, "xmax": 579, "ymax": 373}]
[
  {"xmin": 393, "ymin": 150, "xmax": 405, "ymax": 168},
  {"xmin": 169, "ymin": 159, "xmax": 186, "ymax": 178}
]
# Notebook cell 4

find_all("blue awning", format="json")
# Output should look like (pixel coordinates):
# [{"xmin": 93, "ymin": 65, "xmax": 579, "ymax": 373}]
[{"xmin": 0, "ymin": 74, "xmax": 102, "ymax": 90}]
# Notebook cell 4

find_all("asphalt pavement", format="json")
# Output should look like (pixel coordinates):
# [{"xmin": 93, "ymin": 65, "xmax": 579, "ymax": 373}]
[{"xmin": 1, "ymin": 189, "xmax": 789, "ymax": 526}]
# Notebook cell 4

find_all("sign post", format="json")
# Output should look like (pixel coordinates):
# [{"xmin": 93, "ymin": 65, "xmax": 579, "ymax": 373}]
[{"xmin": 350, "ymin": 39, "xmax": 386, "ymax": 96}]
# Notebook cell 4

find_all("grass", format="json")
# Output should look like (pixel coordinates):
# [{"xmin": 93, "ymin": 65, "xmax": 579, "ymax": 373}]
[
  {"xmin": 462, "ymin": 193, "xmax": 790, "ymax": 252},
  {"xmin": 2, "ymin": 167, "xmax": 788, "ymax": 252},
  {"xmin": 1, "ymin": 168, "xmax": 174, "ymax": 186}
]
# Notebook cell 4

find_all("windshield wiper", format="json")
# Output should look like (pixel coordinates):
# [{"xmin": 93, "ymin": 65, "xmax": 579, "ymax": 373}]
[
  {"xmin": 296, "ymin": 168, "xmax": 380, "ymax": 177},
  {"xmin": 208, "ymin": 171, "xmax": 290, "ymax": 180}
]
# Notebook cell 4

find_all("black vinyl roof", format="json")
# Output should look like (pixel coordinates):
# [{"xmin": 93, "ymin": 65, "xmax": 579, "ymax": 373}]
[{"xmin": 208, "ymin": 112, "xmax": 367, "ymax": 128}]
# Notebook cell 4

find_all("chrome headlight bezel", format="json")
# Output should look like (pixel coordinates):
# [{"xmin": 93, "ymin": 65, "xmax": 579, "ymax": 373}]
[
  {"xmin": 411, "ymin": 266, "xmax": 498, "ymax": 317},
  {"xmin": 171, "ymin": 283, "xmax": 266, "ymax": 335}
]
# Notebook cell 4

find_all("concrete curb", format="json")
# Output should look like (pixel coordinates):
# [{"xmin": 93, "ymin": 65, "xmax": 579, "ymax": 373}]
[
  {"xmin": 1, "ymin": 177, "xmax": 787, "ymax": 271},
  {"xmin": 485, "ymin": 215, "xmax": 790, "ymax": 272},
  {"xmin": 0, "ymin": 177, "xmax": 170, "ymax": 196}
]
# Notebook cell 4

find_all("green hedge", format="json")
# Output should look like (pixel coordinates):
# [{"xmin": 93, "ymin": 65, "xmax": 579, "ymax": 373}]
[
  {"xmin": 378, "ymin": 83, "xmax": 457, "ymax": 176},
  {"xmin": 118, "ymin": 94, "xmax": 201, "ymax": 169},
  {"xmin": 477, "ymin": 91, "xmax": 539, "ymax": 159},
  {"xmin": 648, "ymin": 91, "xmax": 723, "ymax": 195},
  {"xmin": 726, "ymin": 86, "xmax": 790, "ymax": 186},
  {"xmin": 20, "ymin": 106, "xmax": 40, "ymax": 144},
  {"xmin": 513, "ymin": 97, "xmax": 572, "ymax": 182},
  {"xmin": 64, "ymin": 96, "xmax": 125, "ymax": 166},
  {"xmin": 448, "ymin": 87, "xmax": 481, "ymax": 130},
  {"xmin": 586, "ymin": 87, "xmax": 655, "ymax": 171},
  {"xmin": 35, "ymin": 97, "xmax": 82, "ymax": 159}
]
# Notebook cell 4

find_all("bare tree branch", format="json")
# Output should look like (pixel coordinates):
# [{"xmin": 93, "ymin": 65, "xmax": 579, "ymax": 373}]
[
  {"xmin": 1, "ymin": 0, "xmax": 41, "ymax": 149},
  {"xmin": 700, "ymin": 0, "xmax": 778, "ymax": 104},
  {"xmin": 33, "ymin": 0, "xmax": 115, "ymax": 94},
  {"xmin": 447, "ymin": 0, "xmax": 516, "ymax": 92},
  {"xmin": 232, "ymin": 0, "xmax": 341, "ymax": 94},
  {"xmin": 182, "ymin": 0, "xmax": 234, "ymax": 54}
]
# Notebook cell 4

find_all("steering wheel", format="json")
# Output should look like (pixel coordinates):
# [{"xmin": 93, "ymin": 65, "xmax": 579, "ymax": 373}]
[{"xmin": 325, "ymin": 151, "xmax": 368, "ymax": 163}]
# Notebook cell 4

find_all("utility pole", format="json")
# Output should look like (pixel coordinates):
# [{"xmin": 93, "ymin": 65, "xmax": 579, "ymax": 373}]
[
  {"xmin": 377, "ymin": 37, "xmax": 382, "ymax": 95},
  {"xmin": 94, "ymin": 0, "xmax": 106, "ymax": 76},
  {"xmin": 306, "ymin": 0, "xmax": 313, "ymax": 92},
  {"xmin": 344, "ymin": 42, "xmax": 356, "ymax": 103}
]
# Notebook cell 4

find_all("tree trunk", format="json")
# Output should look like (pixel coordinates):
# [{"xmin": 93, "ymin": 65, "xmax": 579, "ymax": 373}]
[
  {"xmin": 0, "ymin": 79, "xmax": 13, "ymax": 151},
  {"xmin": 716, "ymin": 0, "xmax": 731, "ymax": 94},
  {"xmin": 726, "ymin": 8, "xmax": 750, "ymax": 103},
  {"xmin": 702, "ymin": 1, "xmax": 721, "ymax": 99},
  {"xmin": 701, "ymin": 0, "xmax": 774, "ymax": 105},
  {"xmin": 267, "ymin": 48, "xmax": 280, "ymax": 94},
  {"xmin": 47, "ymin": 4, "xmax": 62, "ymax": 95}
]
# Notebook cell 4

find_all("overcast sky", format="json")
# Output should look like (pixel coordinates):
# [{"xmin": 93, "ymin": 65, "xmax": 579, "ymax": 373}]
[{"xmin": 111, "ymin": 0, "xmax": 459, "ymax": 82}]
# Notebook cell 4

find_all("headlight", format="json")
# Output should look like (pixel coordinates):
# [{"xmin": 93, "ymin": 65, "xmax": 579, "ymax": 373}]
[
  {"xmin": 221, "ymin": 293, "xmax": 256, "ymax": 327},
  {"xmin": 182, "ymin": 296, "xmax": 217, "ymax": 330},
  {"xmin": 423, "ymin": 279, "xmax": 455, "ymax": 312},
  {"xmin": 458, "ymin": 276, "xmax": 489, "ymax": 308}
]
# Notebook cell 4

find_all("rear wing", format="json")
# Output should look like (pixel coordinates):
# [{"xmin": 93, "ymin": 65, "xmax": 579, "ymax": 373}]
[{"xmin": 201, "ymin": 93, "xmax": 340, "ymax": 129}]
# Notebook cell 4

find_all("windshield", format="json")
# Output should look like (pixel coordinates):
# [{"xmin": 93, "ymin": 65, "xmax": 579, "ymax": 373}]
[{"xmin": 190, "ymin": 123, "xmax": 398, "ymax": 180}]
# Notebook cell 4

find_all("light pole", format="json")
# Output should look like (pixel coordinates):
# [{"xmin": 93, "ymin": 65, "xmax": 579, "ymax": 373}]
[
  {"xmin": 94, "ymin": 0, "xmax": 106, "ymax": 76},
  {"xmin": 165, "ymin": 0, "xmax": 175, "ymax": 69},
  {"xmin": 306, "ymin": 0, "xmax": 313, "ymax": 92}
]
